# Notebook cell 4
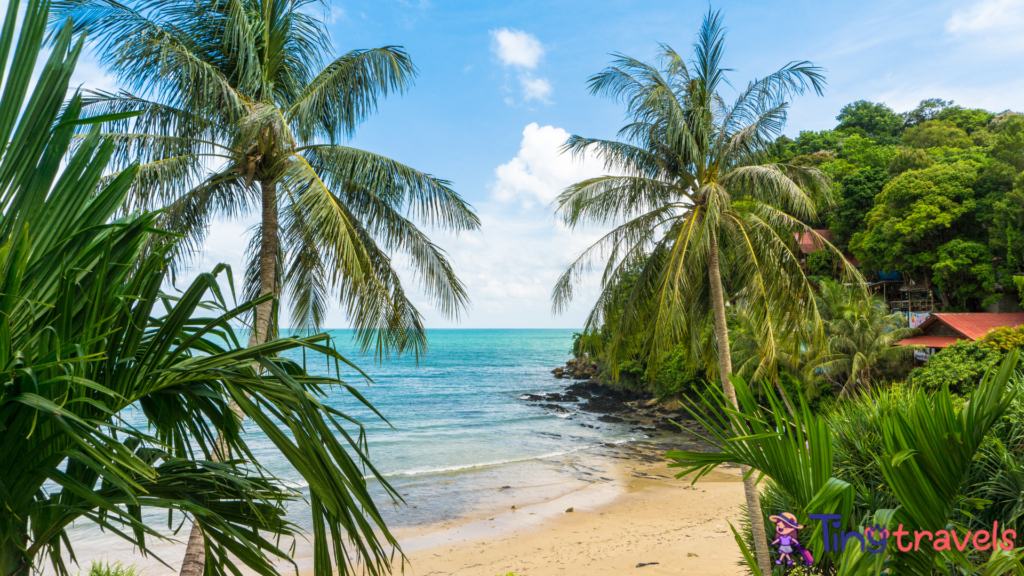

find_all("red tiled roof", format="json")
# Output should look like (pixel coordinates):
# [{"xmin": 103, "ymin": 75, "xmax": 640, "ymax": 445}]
[
  {"xmin": 893, "ymin": 335, "xmax": 962, "ymax": 348},
  {"xmin": 919, "ymin": 313, "xmax": 1024, "ymax": 340},
  {"xmin": 794, "ymin": 230, "xmax": 835, "ymax": 254}
]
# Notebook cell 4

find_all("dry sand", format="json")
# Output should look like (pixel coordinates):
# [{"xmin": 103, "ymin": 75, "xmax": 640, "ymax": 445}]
[{"xmin": 395, "ymin": 446, "xmax": 747, "ymax": 576}]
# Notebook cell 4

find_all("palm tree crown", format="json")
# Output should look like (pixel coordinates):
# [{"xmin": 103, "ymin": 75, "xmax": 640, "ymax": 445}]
[
  {"xmin": 51, "ymin": 0, "xmax": 480, "ymax": 355},
  {"xmin": 550, "ymin": 11, "xmax": 860, "ymax": 574},
  {"xmin": 814, "ymin": 279, "xmax": 921, "ymax": 396},
  {"xmin": 553, "ymin": 12, "xmax": 855, "ymax": 376}
]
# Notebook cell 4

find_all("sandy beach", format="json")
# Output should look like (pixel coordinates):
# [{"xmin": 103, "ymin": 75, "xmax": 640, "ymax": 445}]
[
  {"xmin": 56, "ymin": 439, "xmax": 747, "ymax": 576},
  {"xmin": 395, "ymin": 443, "xmax": 747, "ymax": 576}
]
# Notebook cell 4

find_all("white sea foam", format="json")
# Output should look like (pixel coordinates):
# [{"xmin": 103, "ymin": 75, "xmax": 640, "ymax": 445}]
[{"xmin": 380, "ymin": 445, "xmax": 592, "ymax": 478}]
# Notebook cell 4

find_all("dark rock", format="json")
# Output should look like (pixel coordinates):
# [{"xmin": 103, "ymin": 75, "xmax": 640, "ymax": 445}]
[
  {"xmin": 542, "ymin": 392, "xmax": 578, "ymax": 402},
  {"xmin": 578, "ymin": 396, "xmax": 630, "ymax": 413},
  {"xmin": 597, "ymin": 415, "xmax": 625, "ymax": 423},
  {"xmin": 565, "ymin": 380, "xmax": 603, "ymax": 394},
  {"xmin": 538, "ymin": 403, "xmax": 569, "ymax": 413},
  {"xmin": 520, "ymin": 394, "xmax": 545, "ymax": 401}
]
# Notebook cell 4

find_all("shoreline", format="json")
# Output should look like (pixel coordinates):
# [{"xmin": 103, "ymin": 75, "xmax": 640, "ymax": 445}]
[
  {"xmin": 57, "ymin": 439, "xmax": 745, "ymax": 576},
  {"xmin": 52, "ymin": 354, "xmax": 740, "ymax": 576},
  {"xmin": 396, "ymin": 441, "xmax": 746, "ymax": 576}
]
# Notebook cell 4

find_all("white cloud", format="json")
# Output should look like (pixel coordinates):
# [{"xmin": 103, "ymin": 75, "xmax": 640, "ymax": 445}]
[
  {"xmin": 416, "ymin": 207, "xmax": 606, "ymax": 326},
  {"xmin": 350, "ymin": 122, "xmax": 620, "ymax": 328},
  {"xmin": 489, "ymin": 28, "xmax": 545, "ymax": 69},
  {"xmin": 492, "ymin": 123, "xmax": 610, "ymax": 207},
  {"xmin": 519, "ymin": 74, "xmax": 552, "ymax": 103},
  {"xmin": 946, "ymin": 0, "xmax": 1024, "ymax": 49},
  {"xmin": 489, "ymin": 28, "xmax": 553, "ymax": 105}
]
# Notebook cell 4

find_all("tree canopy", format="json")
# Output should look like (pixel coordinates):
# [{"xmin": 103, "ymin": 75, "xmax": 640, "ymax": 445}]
[{"xmin": 836, "ymin": 100, "xmax": 903, "ymax": 139}]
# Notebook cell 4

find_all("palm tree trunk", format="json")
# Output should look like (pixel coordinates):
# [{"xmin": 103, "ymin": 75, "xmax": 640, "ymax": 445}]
[
  {"xmin": 179, "ymin": 180, "xmax": 279, "ymax": 576},
  {"xmin": 249, "ymin": 179, "xmax": 279, "ymax": 347},
  {"xmin": 707, "ymin": 234, "xmax": 773, "ymax": 576}
]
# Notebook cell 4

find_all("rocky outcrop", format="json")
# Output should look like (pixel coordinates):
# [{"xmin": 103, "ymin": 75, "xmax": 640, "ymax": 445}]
[
  {"xmin": 513, "ymin": 360, "xmax": 713, "ymax": 436},
  {"xmin": 561, "ymin": 356, "xmax": 601, "ymax": 380}
]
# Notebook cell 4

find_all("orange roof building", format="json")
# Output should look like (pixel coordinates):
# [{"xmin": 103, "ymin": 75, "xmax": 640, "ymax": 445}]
[
  {"xmin": 794, "ymin": 230, "xmax": 835, "ymax": 254},
  {"xmin": 793, "ymin": 230, "xmax": 860, "ymax": 268},
  {"xmin": 895, "ymin": 313, "xmax": 1024, "ymax": 351}
]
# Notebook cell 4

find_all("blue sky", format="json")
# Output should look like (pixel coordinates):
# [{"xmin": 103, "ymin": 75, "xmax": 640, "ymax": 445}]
[{"xmin": 66, "ymin": 0, "xmax": 1024, "ymax": 329}]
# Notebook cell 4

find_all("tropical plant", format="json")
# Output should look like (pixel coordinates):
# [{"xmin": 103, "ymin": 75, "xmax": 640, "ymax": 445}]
[
  {"xmin": 49, "ymin": 0, "xmax": 480, "ymax": 354},
  {"xmin": 86, "ymin": 563, "xmax": 143, "ymax": 576},
  {"xmin": 908, "ymin": 326, "xmax": 1024, "ymax": 393},
  {"xmin": 813, "ymin": 280, "xmax": 920, "ymax": 396},
  {"xmin": 549, "ymin": 10, "xmax": 860, "ymax": 573},
  {"xmin": 668, "ymin": 354, "xmax": 1024, "ymax": 575},
  {"xmin": 0, "ymin": 4, "xmax": 398, "ymax": 576}
]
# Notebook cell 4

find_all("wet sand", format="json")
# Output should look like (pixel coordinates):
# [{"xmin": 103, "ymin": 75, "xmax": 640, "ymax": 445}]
[{"xmin": 395, "ymin": 443, "xmax": 747, "ymax": 576}]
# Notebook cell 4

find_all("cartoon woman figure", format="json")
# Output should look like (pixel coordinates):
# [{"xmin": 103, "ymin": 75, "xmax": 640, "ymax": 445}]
[{"xmin": 769, "ymin": 512, "xmax": 813, "ymax": 566}]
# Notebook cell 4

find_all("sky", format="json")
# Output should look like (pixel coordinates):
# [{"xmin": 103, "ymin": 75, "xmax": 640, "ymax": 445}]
[{"xmin": 57, "ymin": 0, "xmax": 1024, "ymax": 329}]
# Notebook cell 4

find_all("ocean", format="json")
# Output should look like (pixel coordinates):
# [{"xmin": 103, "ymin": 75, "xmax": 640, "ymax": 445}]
[{"xmin": 62, "ymin": 329, "xmax": 656, "ymax": 570}]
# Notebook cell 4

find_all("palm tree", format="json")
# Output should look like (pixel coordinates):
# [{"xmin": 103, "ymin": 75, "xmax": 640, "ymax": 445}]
[
  {"xmin": 1, "ymin": 5, "xmax": 399, "ymax": 576},
  {"xmin": 814, "ymin": 279, "xmax": 921, "ymax": 396},
  {"xmin": 50, "ymin": 0, "xmax": 480, "ymax": 354},
  {"xmin": 50, "ymin": 3, "xmax": 477, "ymax": 571},
  {"xmin": 550, "ymin": 11, "xmax": 860, "ymax": 573}
]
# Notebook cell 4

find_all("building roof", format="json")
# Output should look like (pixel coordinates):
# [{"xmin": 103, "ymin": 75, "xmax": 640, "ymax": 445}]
[
  {"xmin": 794, "ymin": 230, "xmax": 835, "ymax": 255},
  {"xmin": 893, "ymin": 335, "xmax": 962, "ymax": 348},
  {"xmin": 918, "ymin": 313, "xmax": 1024, "ymax": 340}
]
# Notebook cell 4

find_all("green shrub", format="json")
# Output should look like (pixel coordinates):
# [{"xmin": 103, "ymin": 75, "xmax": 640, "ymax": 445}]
[
  {"xmin": 616, "ymin": 358, "xmax": 647, "ymax": 388},
  {"xmin": 908, "ymin": 326, "xmax": 1024, "ymax": 393},
  {"xmin": 806, "ymin": 250, "xmax": 840, "ymax": 278},
  {"xmin": 980, "ymin": 325, "xmax": 1024, "ymax": 352},
  {"xmin": 650, "ymin": 344, "xmax": 708, "ymax": 398},
  {"xmin": 907, "ymin": 340, "xmax": 1004, "ymax": 393},
  {"xmin": 87, "ymin": 564, "xmax": 142, "ymax": 576}
]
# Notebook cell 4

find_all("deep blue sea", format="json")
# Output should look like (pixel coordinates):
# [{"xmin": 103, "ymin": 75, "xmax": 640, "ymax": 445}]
[{"xmin": 64, "ymin": 329, "xmax": 648, "ymax": 569}]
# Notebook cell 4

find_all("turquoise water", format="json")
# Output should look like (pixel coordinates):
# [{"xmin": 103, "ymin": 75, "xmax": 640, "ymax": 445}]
[
  {"xmin": 58, "ymin": 329, "xmax": 653, "ymax": 571},
  {"xmin": 257, "ymin": 328, "xmax": 637, "ymax": 531}
]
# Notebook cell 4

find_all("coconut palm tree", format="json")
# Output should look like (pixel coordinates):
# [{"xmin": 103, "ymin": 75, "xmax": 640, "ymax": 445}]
[
  {"xmin": 49, "ymin": 0, "xmax": 480, "ymax": 354},
  {"xmin": 550, "ymin": 11, "xmax": 860, "ymax": 573},
  {"xmin": 0, "ymin": 4, "xmax": 399, "ymax": 576},
  {"xmin": 814, "ymin": 279, "xmax": 920, "ymax": 396}
]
